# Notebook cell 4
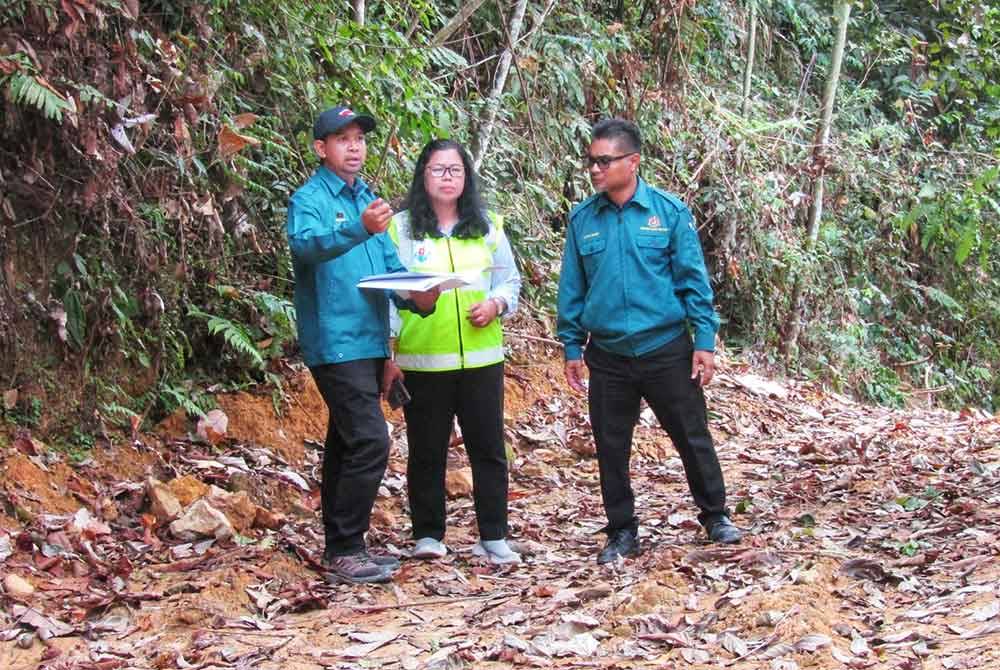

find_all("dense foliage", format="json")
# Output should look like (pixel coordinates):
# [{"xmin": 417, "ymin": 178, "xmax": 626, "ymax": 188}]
[{"xmin": 1, "ymin": 0, "xmax": 998, "ymax": 441}]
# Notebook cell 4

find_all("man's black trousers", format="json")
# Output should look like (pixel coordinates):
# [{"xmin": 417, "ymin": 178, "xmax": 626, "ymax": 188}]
[
  {"xmin": 585, "ymin": 334, "xmax": 727, "ymax": 533},
  {"xmin": 310, "ymin": 358, "xmax": 389, "ymax": 556},
  {"xmin": 402, "ymin": 362, "xmax": 508, "ymax": 542}
]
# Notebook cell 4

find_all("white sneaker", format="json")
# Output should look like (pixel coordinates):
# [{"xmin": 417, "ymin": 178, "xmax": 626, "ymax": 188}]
[
  {"xmin": 412, "ymin": 537, "xmax": 448, "ymax": 559},
  {"xmin": 472, "ymin": 539, "xmax": 522, "ymax": 565}
]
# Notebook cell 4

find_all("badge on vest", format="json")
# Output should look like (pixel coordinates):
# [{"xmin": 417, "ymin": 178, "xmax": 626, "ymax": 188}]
[
  {"xmin": 335, "ymin": 212, "xmax": 346, "ymax": 223},
  {"xmin": 415, "ymin": 245, "xmax": 430, "ymax": 264}
]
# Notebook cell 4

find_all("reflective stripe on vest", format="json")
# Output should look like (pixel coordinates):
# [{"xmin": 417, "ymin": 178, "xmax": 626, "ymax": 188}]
[
  {"xmin": 389, "ymin": 211, "xmax": 505, "ymax": 371},
  {"xmin": 395, "ymin": 345, "xmax": 504, "ymax": 372}
]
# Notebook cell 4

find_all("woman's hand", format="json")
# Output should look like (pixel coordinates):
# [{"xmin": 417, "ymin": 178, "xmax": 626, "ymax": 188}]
[
  {"xmin": 467, "ymin": 297, "xmax": 503, "ymax": 328},
  {"xmin": 409, "ymin": 286, "xmax": 441, "ymax": 313},
  {"xmin": 381, "ymin": 358, "xmax": 404, "ymax": 397}
]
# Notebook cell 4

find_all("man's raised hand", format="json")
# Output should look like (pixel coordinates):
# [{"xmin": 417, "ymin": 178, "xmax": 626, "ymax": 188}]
[{"xmin": 361, "ymin": 198, "xmax": 394, "ymax": 234}]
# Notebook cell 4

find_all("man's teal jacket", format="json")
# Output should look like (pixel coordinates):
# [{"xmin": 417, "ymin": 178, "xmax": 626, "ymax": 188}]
[
  {"xmin": 557, "ymin": 177, "xmax": 719, "ymax": 361},
  {"xmin": 287, "ymin": 166, "xmax": 404, "ymax": 367}
]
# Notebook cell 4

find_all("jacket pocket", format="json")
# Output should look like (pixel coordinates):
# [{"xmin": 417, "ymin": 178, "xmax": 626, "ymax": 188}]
[
  {"xmin": 636, "ymin": 234, "xmax": 669, "ymax": 267},
  {"xmin": 579, "ymin": 237, "xmax": 606, "ymax": 255},
  {"xmin": 579, "ymin": 237, "xmax": 606, "ymax": 275},
  {"xmin": 636, "ymin": 234, "xmax": 668, "ymax": 250}
]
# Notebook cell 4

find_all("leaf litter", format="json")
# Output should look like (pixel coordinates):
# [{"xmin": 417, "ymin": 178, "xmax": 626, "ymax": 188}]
[{"xmin": 1, "ymin": 344, "xmax": 999, "ymax": 669}]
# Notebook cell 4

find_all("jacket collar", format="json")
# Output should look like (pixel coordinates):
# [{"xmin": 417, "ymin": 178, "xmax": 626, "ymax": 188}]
[{"xmin": 317, "ymin": 166, "xmax": 371, "ymax": 199}]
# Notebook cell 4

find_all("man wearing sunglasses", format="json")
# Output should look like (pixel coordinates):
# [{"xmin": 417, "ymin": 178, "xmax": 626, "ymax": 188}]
[{"xmin": 557, "ymin": 118, "xmax": 741, "ymax": 564}]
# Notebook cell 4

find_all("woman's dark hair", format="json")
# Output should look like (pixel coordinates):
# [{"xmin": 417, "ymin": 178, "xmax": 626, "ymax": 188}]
[{"xmin": 404, "ymin": 139, "xmax": 490, "ymax": 240}]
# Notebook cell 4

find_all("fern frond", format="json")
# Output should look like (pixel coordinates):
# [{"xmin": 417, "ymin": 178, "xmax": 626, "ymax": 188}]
[
  {"xmin": 75, "ymin": 83, "xmax": 117, "ymax": 111},
  {"xmin": 100, "ymin": 401, "xmax": 140, "ymax": 428},
  {"xmin": 189, "ymin": 307, "xmax": 265, "ymax": 369},
  {"xmin": 159, "ymin": 386, "xmax": 208, "ymax": 419},
  {"xmin": 5, "ymin": 74, "xmax": 70, "ymax": 122},
  {"xmin": 253, "ymin": 291, "xmax": 297, "ymax": 332},
  {"xmin": 212, "ymin": 316, "xmax": 265, "ymax": 368}
]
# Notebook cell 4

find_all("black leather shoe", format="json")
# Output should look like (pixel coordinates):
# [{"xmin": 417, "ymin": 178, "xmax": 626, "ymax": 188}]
[
  {"xmin": 597, "ymin": 529, "xmax": 639, "ymax": 564},
  {"xmin": 706, "ymin": 517, "xmax": 743, "ymax": 544}
]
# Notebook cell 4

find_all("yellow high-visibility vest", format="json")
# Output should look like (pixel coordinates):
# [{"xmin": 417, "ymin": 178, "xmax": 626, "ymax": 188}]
[{"xmin": 389, "ymin": 211, "xmax": 504, "ymax": 372}]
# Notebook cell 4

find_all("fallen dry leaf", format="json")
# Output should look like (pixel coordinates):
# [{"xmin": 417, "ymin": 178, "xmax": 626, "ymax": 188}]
[{"xmin": 218, "ymin": 124, "xmax": 260, "ymax": 159}]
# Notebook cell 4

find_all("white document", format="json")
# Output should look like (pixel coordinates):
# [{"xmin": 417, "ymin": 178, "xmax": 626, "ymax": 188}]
[
  {"xmin": 357, "ymin": 271, "xmax": 470, "ymax": 292},
  {"xmin": 357, "ymin": 266, "xmax": 508, "ymax": 293}
]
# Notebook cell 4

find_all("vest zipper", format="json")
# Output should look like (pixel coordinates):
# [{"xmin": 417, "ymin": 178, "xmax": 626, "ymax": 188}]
[{"xmin": 445, "ymin": 238, "xmax": 465, "ymax": 368}]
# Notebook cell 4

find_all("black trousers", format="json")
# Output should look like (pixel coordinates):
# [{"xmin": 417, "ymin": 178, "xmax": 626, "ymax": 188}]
[
  {"xmin": 585, "ymin": 334, "xmax": 727, "ymax": 533},
  {"xmin": 402, "ymin": 363, "xmax": 508, "ymax": 541},
  {"xmin": 310, "ymin": 359, "xmax": 389, "ymax": 556}
]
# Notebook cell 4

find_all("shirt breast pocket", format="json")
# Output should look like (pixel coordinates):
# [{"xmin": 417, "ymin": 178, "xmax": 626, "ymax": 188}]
[
  {"xmin": 579, "ymin": 237, "xmax": 606, "ymax": 274},
  {"xmin": 636, "ymin": 234, "xmax": 669, "ymax": 267}
]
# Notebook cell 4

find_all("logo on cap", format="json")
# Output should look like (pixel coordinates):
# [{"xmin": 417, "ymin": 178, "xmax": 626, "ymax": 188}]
[{"xmin": 339, "ymin": 109, "xmax": 354, "ymax": 117}]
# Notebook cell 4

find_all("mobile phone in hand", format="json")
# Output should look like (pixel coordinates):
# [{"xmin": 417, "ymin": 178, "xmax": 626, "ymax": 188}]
[{"xmin": 387, "ymin": 378, "xmax": 412, "ymax": 410}]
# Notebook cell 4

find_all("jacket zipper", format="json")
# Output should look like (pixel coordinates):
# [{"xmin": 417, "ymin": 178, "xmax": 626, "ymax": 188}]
[{"xmin": 446, "ymin": 238, "xmax": 465, "ymax": 368}]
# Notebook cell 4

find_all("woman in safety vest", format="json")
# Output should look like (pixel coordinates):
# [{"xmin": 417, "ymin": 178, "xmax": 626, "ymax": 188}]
[{"xmin": 387, "ymin": 139, "xmax": 522, "ymax": 564}]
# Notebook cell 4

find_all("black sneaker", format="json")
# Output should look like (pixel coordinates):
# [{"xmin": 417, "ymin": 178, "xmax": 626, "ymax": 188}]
[
  {"xmin": 323, "ymin": 552, "xmax": 394, "ymax": 584},
  {"xmin": 363, "ymin": 550, "xmax": 401, "ymax": 570},
  {"xmin": 325, "ymin": 549, "xmax": 400, "ymax": 571},
  {"xmin": 706, "ymin": 517, "xmax": 742, "ymax": 544},
  {"xmin": 597, "ymin": 528, "xmax": 640, "ymax": 564}
]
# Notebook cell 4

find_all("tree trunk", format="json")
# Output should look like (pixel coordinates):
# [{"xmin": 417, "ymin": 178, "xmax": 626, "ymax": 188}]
[
  {"xmin": 353, "ymin": 0, "xmax": 364, "ymax": 25},
  {"xmin": 431, "ymin": 0, "xmax": 490, "ymax": 47},
  {"xmin": 741, "ymin": 0, "xmax": 757, "ymax": 117},
  {"xmin": 806, "ymin": 1, "xmax": 851, "ymax": 241},
  {"xmin": 472, "ymin": 0, "xmax": 529, "ymax": 171},
  {"xmin": 783, "ymin": 1, "xmax": 851, "ymax": 361}
]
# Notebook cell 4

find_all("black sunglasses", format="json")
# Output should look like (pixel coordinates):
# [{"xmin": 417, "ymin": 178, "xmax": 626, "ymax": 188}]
[{"xmin": 583, "ymin": 152, "xmax": 637, "ymax": 169}]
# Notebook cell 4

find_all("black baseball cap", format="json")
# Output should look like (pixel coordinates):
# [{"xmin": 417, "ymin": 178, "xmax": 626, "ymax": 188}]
[{"xmin": 313, "ymin": 106, "xmax": 376, "ymax": 140}]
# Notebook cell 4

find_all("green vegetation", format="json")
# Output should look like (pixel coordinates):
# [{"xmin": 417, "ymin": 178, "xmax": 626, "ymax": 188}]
[
  {"xmin": 1, "ymin": 0, "xmax": 998, "ymax": 436},
  {"xmin": 3, "ymin": 396, "xmax": 42, "ymax": 428}
]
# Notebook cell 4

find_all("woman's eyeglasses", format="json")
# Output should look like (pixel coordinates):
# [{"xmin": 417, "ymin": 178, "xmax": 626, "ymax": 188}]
[
  {"xmin": 426, "ymin": 164, "xmax": 465, "ymax": 178},
  {"xmin": 583, "ymin": 152, "xmax": 637, "ymax": 169}
]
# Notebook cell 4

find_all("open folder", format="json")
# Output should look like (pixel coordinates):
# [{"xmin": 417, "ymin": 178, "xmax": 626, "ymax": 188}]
[
  {"xmin": 357, "ymin": 266, "xmax": 506, "ymax": 293},
  {"xmin": 356, "ymin": 271, "xmax": 470, "ymax": 292}
]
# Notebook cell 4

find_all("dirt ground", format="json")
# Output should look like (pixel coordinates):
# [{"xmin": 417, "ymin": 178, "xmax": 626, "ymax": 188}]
[{"xmin": 1, "ymin": 335, "xmax": 999, "ymax": 670}]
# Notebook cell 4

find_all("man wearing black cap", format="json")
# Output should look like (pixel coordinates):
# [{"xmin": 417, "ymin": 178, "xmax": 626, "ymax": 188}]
[{"xmin": 287, "ymin": 106, "xmax": 439, "ymax": 583}]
